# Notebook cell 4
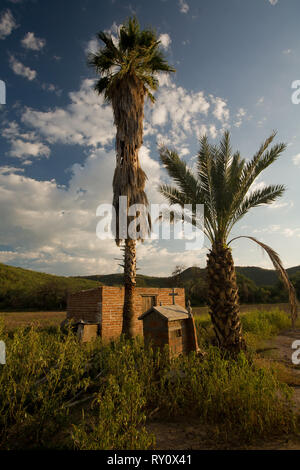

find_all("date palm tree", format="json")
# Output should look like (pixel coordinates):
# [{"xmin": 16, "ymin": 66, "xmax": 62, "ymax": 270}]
[
  {"xmin": 159, "ymin": 131, "xmax": 297, "ymax": 354},
  {"xmin": 88, "ymin": 17, "xmax": 175, "ymax": 337}
]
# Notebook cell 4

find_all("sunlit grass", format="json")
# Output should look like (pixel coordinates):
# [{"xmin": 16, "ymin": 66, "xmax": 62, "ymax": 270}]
[{"xmin": 0, "ymin": 310, "xmax": 298, "ymax": 449}]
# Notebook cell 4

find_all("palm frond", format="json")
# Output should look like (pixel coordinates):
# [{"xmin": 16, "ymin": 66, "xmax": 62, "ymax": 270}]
[
  {"xmin": 229, "ymin": 235, "xmax": 298, "ymax": 327},
  {"xmin": 159, "ymin": 147, "xmax": 200, "ymax": 202},
  {"xmin": 227, "ymin": 184, "xmax": 285, "ymax": 236},
  {"xmin": 89, "ymin": 17, "xmax": 175, "ymax": 102}
]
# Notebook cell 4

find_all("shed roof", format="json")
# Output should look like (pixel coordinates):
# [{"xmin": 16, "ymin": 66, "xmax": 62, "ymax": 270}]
[{"xmin": 138, "ymin": 304, "xmax": 189, "ymax": 321}]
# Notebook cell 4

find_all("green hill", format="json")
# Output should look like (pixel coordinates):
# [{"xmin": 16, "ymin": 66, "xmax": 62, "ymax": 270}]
[
  {"xmin": 80, "ymin": 265, "xmax": 299, "ymax": 288},
  {"xmin": 0, "ymin": 263, "xmax": 101, "ymax": 311},
  {"xmin": 1, "ymin": 261, "xmax": 300, "ymax": 311},
  {"xmin": 79, "ymin": 264, "xmax": 300, "ymax": 306}
]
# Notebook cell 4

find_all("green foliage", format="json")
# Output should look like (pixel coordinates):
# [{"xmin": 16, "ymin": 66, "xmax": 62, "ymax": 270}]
[
  {"xmin": 1, "ymin": 261, "xmax": 299, "ymax": 311},
  {"xmin": 156, "ymin": 348, "xmax": 295, "ymax": 441},
  {"xmin": 88, "ymin": 17, "xmax": 175, "ymax": 103},
  {"xmin": 241, "ymin": 309, "xmax": 291, "ymax": 339},
  {"xmin": 0, "ymin": 318, "xmax": 297, "ymax": 449},
  {"xmin": 81, "ymin": 266, "xmax": 300, "ymax": 306},
  {"xmin": 72, "ymin": 373, "xmax": 154, "ymax": 450},
  {"xmin": 159, "ymin": 132, "xmax": 286, "ymax": 245},
  {"xmin": 0, "ymin": 324, "xmax": 92, "ymax": 447},
  {"xmin": 72, "ymin": 339, "xmax": 157, "ymax": 450},
  {"xmin": 0, "ymin": 263, "xmax": 100, "ymax": 311}
]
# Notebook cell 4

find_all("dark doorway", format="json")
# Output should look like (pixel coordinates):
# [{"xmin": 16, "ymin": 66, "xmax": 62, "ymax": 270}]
[{"xmin": 142, "ymin": 295, "xmax": 157, "ymax": 313}]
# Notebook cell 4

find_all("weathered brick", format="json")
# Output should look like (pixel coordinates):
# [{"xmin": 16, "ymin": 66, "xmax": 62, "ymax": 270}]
[{"xmin": 66, "ymin": 286, "xmax": 185, "ymax": 343}]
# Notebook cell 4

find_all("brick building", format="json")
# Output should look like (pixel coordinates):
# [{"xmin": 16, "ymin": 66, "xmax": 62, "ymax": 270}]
[
  {"xmin": 139, "ymin": 304, "xmax": 199, "ymax": 358},
  {"xmin": 66, "ymin": 286, "xmax": 185, "ymax": 342}
]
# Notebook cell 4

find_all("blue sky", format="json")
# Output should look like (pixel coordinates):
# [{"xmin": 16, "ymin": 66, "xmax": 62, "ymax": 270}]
[{"xmin": 1, "ymin": 0, "xmax": 300, "ymax": 276}]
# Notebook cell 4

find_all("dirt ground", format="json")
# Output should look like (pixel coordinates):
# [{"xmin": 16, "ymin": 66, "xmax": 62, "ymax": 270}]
[
  {"xmin": 0, "ymin": 311, "xmax": 66, "ymax": 330},
  {"xmin": 147, "ymin": 328, "xmax": 300, "ymax": 450},
  {"xmin": 264, "ymin": 329, "xmax": 300, "ymax": 411}
]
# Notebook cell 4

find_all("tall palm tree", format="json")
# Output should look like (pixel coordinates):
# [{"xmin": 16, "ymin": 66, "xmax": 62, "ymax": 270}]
[
  {"xmin": 88, "ymin": 17, "xmax": 175, "ymax": 337},
  {"xmin": 159, "ymin": 131, "xmax": 297, "ymax": 354}
]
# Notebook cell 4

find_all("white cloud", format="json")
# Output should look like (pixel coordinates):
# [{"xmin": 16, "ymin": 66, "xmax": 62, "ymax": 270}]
[
  {"xmin": 282, "ymin": 48, "xmax": 292, "ymax": 55},
  {"xmin": 41, "ymin": 82, "xmax": 62, "ymax": 95},
  {"xmin": 9, "ymin": 55, "xmax": 37, "ymax": 81},
  {"xmin": 179, "ymin": 0, "xmax": 189, "ymax": 14},
  {"xmin": 234, "ymin": 107, "xmax": 246, "ymax": 128},
  {"xmin": 21, "ymin": 76, "xmax": 223, "ymax": 152},
  {"xmin": 1, "ymin": 73, "xmax": 245, "ymax": 275},
  {"xmin": 159, "ymin": 33, "xmax": 171, "ymax": 50},
  {"xmin": 147, "ymin": 80, "xmax": 210, "ymax": 145},
  {"xmin": 292, "ymin": 153, "xmax": 300, "ymax": 165},
  {"xmin": 2, "ymin": 121, "xmax": 50, "ymax": 161},
  {"xmin": 22, "ymin": 79, "xmax": 114, "ymax": 147},
  {"xmin": 21, "ymin": 32, "xmax": 46, "ymax": 51},
  {"xmin": 9, "ymin": 140, "xmax": 50, "ymax": 159},
  {"xmin": 210, "ymin": 96, "xmax": 230, "ymax": 122},
  {"xmin": 104, "ymin": 21, "xmax": 121, "ymax": 46},
  {"xmin": 85, "ymin": 38, "xmax": 100, "ymax": 55},
  {"xmin": 0, "ymin": 9, "xmax": 18, "ymax": 39},
  {"xmin": 209, "ymin": 124, "xmax": 217, "ymax": 139},
  {"xmin": 0, "ymin": 143, "xmax": 175, "ymax": 276},
  {"xmin": 268, "ymin": 200, "xmax": 293, "ymax": 210},
  {"xmin": 283, "ymin": 228, "xmax": 300, "ymax": 237},
  {"xmin": 268, "ymin": 0, "xmax": 278, "ymax": 4}
]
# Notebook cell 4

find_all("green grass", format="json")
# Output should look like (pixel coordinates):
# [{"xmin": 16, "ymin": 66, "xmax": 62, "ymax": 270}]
[
  {"xmin": 0, "ymin": 311, "xmax": 297, "ymax": 450},
  {"xmin": 194, "ymin": 307, "xmax": 294, "ymax": 348},
  {"xmin": 241, "ymin": 308, "xmax": 292, "ymax": 338}
]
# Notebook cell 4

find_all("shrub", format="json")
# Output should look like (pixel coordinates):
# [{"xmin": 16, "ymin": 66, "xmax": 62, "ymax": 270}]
[
  {"xmin": 72, "ymin": 372, "xmax": 155, "ymax": 450},
  {"xmin": 241, "ymin": 309, "xmax": 291, "ymax": 339},
  {"xmin": 155, "ymin": 347, "xmax": 295, "ymax": 441},
  {"xmin": 0, "ymin": 320, "xmax": 297, "ymax": 449}
]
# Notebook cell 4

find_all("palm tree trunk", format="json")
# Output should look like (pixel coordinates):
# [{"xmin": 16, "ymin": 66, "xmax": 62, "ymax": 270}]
[
  {"xmin": 122, "ymin": 238, "xmax": 137, "ymax": 338},
  {"xmin": 207, "ymin": 243, "xmax": 246, "ymax": 354}
]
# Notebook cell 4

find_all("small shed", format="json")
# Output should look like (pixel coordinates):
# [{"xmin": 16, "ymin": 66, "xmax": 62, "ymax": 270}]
[
  {"xmin": 74, "ymin": 320, "xmax": 100, "ymax": 343},
  {"xmin": 138, "ymin": 304, "xmax": 199, "ymax": 358}
]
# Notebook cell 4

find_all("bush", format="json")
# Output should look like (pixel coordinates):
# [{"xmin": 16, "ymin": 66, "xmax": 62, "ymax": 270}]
[
  {"xmin": 241, "ymin": 309, "xmax": 291, "ymax": 339},
  {"xmin": 72, "ymin": 372, "xmax": 155, "ymax": 450},
  {"xmin": 155, "ymin": 347, "xmax": 295, "ymax": 441},
  {"xmin": 0, "ymin": 320, "xmax": 297, "ymax": 449}
]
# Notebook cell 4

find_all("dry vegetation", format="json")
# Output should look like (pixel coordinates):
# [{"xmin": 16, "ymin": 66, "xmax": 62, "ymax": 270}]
[
  {"xmin": 0, "ymin": 307, "xmax": 299, "ymax": 450},
  {"xmin": 0, "ymin": 311, "xmax": 66, "ymax": 331}
]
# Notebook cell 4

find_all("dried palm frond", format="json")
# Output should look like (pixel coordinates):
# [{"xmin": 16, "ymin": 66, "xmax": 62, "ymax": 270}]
[{"xmin": 229, "ymin": 235, "xmax": 298, "ymax": 327}]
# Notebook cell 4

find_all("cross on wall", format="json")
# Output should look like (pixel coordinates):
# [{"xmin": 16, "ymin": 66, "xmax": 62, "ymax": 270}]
[{"xmin": 169, "ymin": 288, "xmax": 178, "ymax": 305}]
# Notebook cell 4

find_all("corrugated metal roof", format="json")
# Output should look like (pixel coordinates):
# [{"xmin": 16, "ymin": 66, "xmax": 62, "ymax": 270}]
[{"xmin": 138, "ymin": 304, "xmax": 189, "ymax": 321}]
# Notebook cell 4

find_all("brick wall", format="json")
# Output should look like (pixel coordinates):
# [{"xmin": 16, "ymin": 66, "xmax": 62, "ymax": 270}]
[
  {"xmin": 66, "ymin": 286, "xmax": 185, "ymax": 342},
  {"xmin": 142, "ymin": 314, "xmax": 198, "ymax": 358},
  {"xmin": 67, "ymin": 287, "xmax": 102, "ymax": 323}
]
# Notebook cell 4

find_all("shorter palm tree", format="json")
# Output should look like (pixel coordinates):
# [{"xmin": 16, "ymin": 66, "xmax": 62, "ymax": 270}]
[{"xmin": 159, "ymin": 131, "xmax": 297, "ymax": 354}]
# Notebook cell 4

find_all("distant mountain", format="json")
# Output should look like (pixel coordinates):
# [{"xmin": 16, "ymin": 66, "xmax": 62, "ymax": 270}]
[
  {"xmin": 80, "ymin": 265, "xmax": 300, "ymax": 287},
  {"xmin": 1, "ymin": 261, "xmax": 300, "ymax": 311},
  {"xmin": 79, "ymin": 272, "xmax": 172, "ymax": 288}
]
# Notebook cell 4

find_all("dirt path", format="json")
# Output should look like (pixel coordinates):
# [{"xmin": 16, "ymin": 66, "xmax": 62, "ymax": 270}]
[
  {"xmin": 264, "ymin": 328, "xmax": 300, "ymax": 411},
  {"xmin": 147, "ymin": 329, "xmax": 300, "ymax": 450},
  {"xmin": 146, "ymin": 417, "xmax": 300, "ymax": 450}
]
